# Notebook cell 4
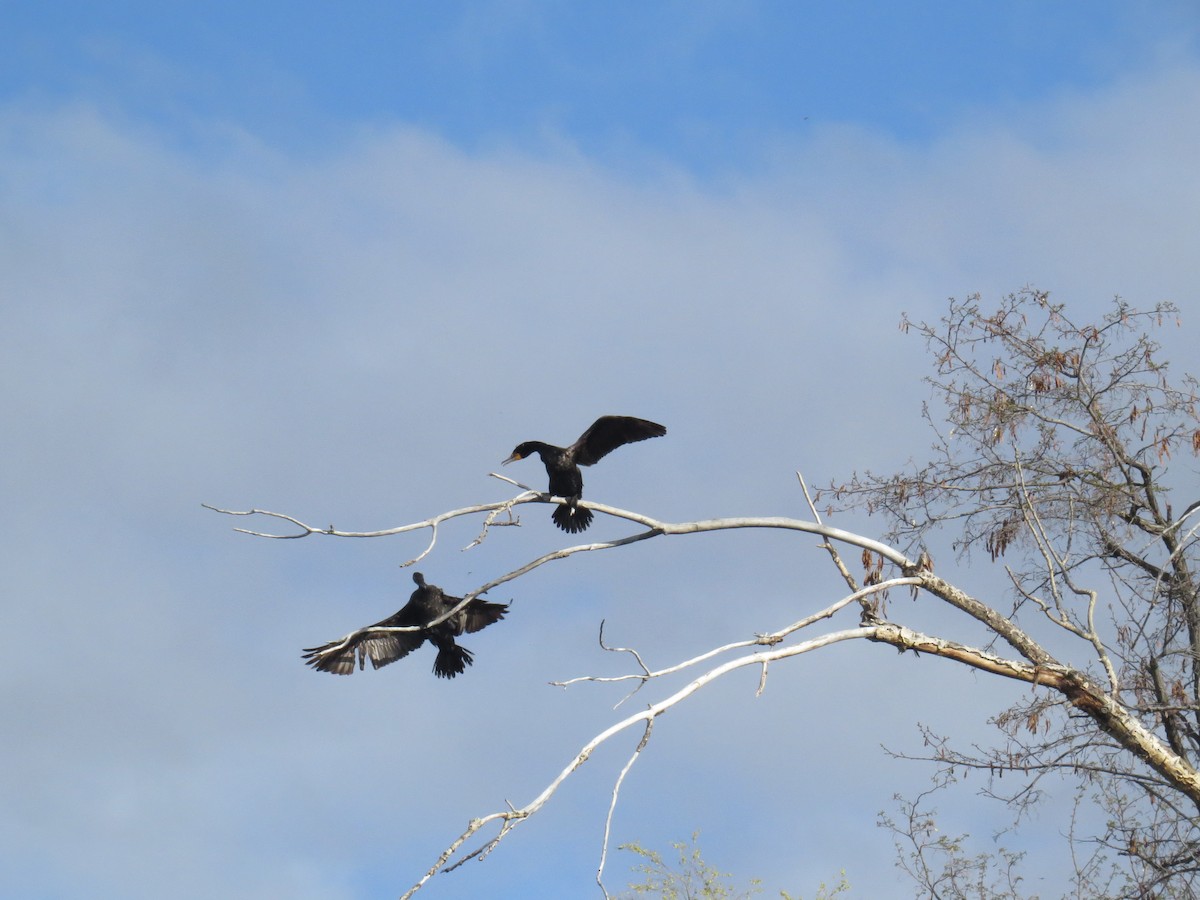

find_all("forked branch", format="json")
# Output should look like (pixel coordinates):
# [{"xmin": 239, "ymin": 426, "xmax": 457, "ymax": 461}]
[{"xmin": 400, "ymin": 625, "xmax": 874, "ymax": 899}]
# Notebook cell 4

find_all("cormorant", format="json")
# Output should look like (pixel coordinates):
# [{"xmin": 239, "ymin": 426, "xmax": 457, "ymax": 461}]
[
  {"xmin": 302, "ymin": 572, "xmax": 508, "ymax": 679},
  {"xmin": 502, "ymin": 414, "xmax": 666, "ymax": 533}
]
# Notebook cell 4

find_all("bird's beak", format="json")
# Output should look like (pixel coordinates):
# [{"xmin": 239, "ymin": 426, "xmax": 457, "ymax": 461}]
[{"xmin": 501, "ymin": 453, "xmax": 521, "ymax": 465}]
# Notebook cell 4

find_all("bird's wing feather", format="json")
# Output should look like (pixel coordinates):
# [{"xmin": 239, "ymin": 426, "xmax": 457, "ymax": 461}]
[
  {"xmin": 460, "ymin": 600, "xmax": 509, "ymax": 634},
  {"xmin": 302, "ymin": 614, "xmax": 426, "ymax": 674},
  {"xmin": 301, "ymin": 638, "xmax": 361, "ymax": 674},
  {"xmin": 358, "ymin": 630, "xmax": 425, "ymax": 669},
  {"xmin": 573, "ymin": 415, "xmax": 666, "ymax": 466}
]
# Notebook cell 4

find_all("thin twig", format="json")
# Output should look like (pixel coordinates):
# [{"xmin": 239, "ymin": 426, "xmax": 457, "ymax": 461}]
[
  {"xmin": 551, "ymin": 578, "xmax": 917, "ymax": 694},
  {"xmin": 798, "ymin": 470, "xmax": 860, "ymax": 594},
  {"xmin": 597, "ymin": 719, "xmax": 655, "ymax": 899}
]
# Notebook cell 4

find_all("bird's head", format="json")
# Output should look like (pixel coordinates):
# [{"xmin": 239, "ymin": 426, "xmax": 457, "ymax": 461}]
[
  {"xmin": 503, "ymin": 442, "xmax": 538, "ymax": 465},
  {"xmin": 412, "ymin": 572, "xmax": 426, "ymax": 587}
]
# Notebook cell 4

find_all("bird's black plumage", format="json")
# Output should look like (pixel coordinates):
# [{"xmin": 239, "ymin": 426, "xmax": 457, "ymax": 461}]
[
  {"xmin": 302, "ymin": 572, "xmax": 508, "ymax": 679},
  {"xmin": 502, "ymin": 415, "xmax": 666, "ymax": 533}
]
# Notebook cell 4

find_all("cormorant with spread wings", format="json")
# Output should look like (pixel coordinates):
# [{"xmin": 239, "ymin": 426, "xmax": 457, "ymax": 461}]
[
  {"xmin": 502, "ymin": 415, "xmax": 666, "ymax": 533},
  {"xmin": 302, "ymin": 572, "xmax": 508, "ymax": 679}
]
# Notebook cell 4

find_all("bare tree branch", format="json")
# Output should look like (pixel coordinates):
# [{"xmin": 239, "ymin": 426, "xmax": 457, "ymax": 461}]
[
  {"xmin": 400, "ymin": 625, "xmax": 874, "ymax": 899},
  {"xmin": 551, "ymin": 578, "xmax": 914, "ymax": 695}
]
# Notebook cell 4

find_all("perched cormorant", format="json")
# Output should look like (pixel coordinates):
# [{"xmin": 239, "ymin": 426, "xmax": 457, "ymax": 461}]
[
  {"xmin": 302, "ymin": 572, "xmax": 508, "ymax": 679},
  {"xmin": 502, "ymin": 414, "xmax": 666, "ymax": 533}
]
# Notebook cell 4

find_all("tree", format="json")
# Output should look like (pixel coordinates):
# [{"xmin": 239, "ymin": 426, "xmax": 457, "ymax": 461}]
[
  {"xmin": 877, "ymin": 774, "xmax": 1033, "ymax": 899},
  {"xmin": 209, "ymin": 290, "xmax": 1200, "ymax": 898},
  {"xmin": 828, "ymin": 290, "xmax": 1200, "ymax": 896},
  {"xmin": 617, "ymin": 832, "xmax": 849, "ymax": 900},
  {"xmin": 618, "ymin": 832, "xmax": 763, "ymax": 900}
]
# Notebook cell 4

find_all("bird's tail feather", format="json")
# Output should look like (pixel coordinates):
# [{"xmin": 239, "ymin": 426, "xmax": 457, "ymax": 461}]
[
  {"xmin": 553, "ymin": 504, "xmax": 593, "ymax": 533},
  {"xmin": 433, "ymin": 643, "xmax": 474, "ymax": 679}
]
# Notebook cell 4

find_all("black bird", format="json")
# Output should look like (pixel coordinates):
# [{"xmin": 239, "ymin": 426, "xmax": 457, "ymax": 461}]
[
  {"xmin": 302, "ymin": 572, "xmax": 508, "ymax": 679},
  {"xmin": 503, "ymin": 415, "xmax": 666, "ymax": 533}
]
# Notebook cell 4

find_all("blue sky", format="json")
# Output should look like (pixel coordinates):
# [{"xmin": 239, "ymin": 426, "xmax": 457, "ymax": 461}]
[
  {"xmin": 3, "ymin": 4, "xmax": 1200, "ymax": 899},
  {"xmin": 5, "ymin": 2, "xmax": 1194, "ymax": 164}
]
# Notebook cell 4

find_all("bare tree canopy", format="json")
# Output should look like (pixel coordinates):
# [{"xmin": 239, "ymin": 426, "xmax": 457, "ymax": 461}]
[
  {"xmin": 211, "ymin": 290, "xmax": 1200, "ymax": 898},
  {"xmin": 827, "ymin": 290, "xmax": 1200, "ymax": 896}
]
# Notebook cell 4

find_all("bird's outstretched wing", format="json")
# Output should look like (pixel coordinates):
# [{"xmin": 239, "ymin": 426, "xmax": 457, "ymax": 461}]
[
  {"xmin": 302, "ymin": 623, "xmax": 426, "ymax": 675},
  {"xmin": 457, "ymin": 598, "xmax": 509, "ymax": 634},
  {"xmin": 573, "ymin": 415, "xmax": 666, "ymax": 467}
]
